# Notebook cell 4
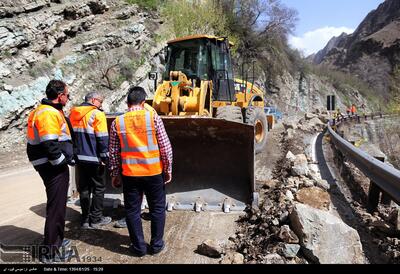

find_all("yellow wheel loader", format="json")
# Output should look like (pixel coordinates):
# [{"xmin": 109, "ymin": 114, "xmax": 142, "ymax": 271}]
[{"xmin": 144, "ymin": 35, "xmax": 272, "ymax": 212}]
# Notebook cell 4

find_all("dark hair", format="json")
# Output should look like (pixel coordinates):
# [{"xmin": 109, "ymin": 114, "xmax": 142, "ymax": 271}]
[
  {"xmin": 46, "ymin": 80, "xmax": 66, "ymax": 100},
  {"xmin": 127, "ymin": 86, "xmax": 146, "ymax": 105}
]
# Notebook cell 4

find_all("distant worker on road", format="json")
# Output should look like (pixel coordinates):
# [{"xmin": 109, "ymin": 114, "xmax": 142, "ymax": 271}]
[
  {"xmin": 69, "ymin": 92, "xmax": 112, "ymax": 229},
  {"xmin": 108, "ymin": 86, "xmax": 173, "ymax": 257},
  {"xmin": 346, "ymin": 106, "xmax": 351, "ymax": 117},
  {"xmin": 334, "ymin": 108, "xmax": 342, "ymax": 119},
  {"xmin": 351, "ymin": 104, "xmax": 357, "ymax": 116},
  {"xmin": 26, "ymin": 79, "xmax": 75, "ymax": 262}
]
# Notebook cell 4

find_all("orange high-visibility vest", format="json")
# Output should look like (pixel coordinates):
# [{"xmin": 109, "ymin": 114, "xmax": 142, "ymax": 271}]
[
  {"xmin": 115, "ymin": 109, "xmax": 162, "ymax": 177},
  {"xmin": 27, "ymin": 104, "xmax": 71, "ymax": 167}
]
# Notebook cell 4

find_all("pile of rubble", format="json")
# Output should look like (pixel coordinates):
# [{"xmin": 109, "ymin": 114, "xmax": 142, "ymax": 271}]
[{"xmin": 216, "ymin": 114, "xmax": 366, "ymax": 264}]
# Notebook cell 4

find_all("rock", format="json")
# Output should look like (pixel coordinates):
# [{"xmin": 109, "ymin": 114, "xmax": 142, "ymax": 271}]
[
  {"xmin": 285, "ymin": 176, "xmax": 301, "ymax": 189},
  {"xmin": 197, "ymin": 239, "xmax": 224, "ymax": 258},
  {"xmin": 281, "ymin": 244, "xmax": 301, "ymax": 258},
  {"xmin": 283, "ymin": 121, "xmax": 297, "ymax": 130},
  {"xmin": 292, "ymin": 154, "xmax": 309, "ymax": 176},
  {"xmin": 114, "ymin": 5, "xmax": 138, "ymax": 20},
  {"xmin": 0, "ymin": 62, "xmax": 11, "ymax": 77},
  {"xmin": 370, "ymin": 220, "xmax": 393, "ymax": 234},
  {"xmin": 308, "ymin": 163, "xmax": 321, "ymax": 180},
  {"xmin": 0, "ymin": 25, "xmax": 29, "ymax": 54},
  {"xmin": 286, "ymin": 128, "xmax": 295, "ymax": 139},
  {"xmin": 126, "ymin": 24, "xmax": 145, "ymax": 34},
  {"xmin": 3, "ymin": 84, "xmax": 13, "ymax": 92},
  {"xmin": 279, "ymin": 211, "xmax": 289, "ymax": 223},
  {"xmin": 63, "ymin": 0, "xmax": 108, "ymax": 20},
  {"xmin": 309, "ymin": 117, "xmax": 325, "ymax": 129},
  {"xmin": 263, "ymin": 179, "xmax": 278, "ymax": 190},
  {"xmin": 295, "ymin": 187, "xmax": 330, "ymax": 210},
  {"xmin": 278, "ymin": 225, "xmax": 299, "ymax": 243},
  {"xmin": 305, "ymin": 112, "xmax": 318, "ymax": 120},
  {"xmin": 285, "ymin": 151, "xmax": 296, "ymax": 163},
  {"xmin": 0, "ymin": 76, "xmax": 49, "ymax": 128},
  {"xmin": 285, "ymin": 190, "xmax": 294, "ymax": 201},
  {"xmin": 300, "ymin": 177, "xmax": 314, "ymax": 188},
  {"xmin": 318, "ymin": 114, "xmax": 330, "ymax": 124},
  {"xmin": 220, "ymin": 251, "xmax": 244, "ymax": 264},
  {"xmin": 315, "ymin": 179, "xmax": 330, "ymax": 191},
  {"xmin": 313, "ymin": 108, "xmax": 323, "ymax": 115},
  {"xmin": 290, "ymin": 203, "xmax": 365, "ymax": 264},
  {"xmin": 395, "ymin": 208, "xmax": 400, "ymax": 231},
  {"xmin": 264, "ymin": 253, "xmax": 285, "ymax": 264}
]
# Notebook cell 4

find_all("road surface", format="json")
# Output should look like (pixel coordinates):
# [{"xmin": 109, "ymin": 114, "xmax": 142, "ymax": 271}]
[{"xmin": 0, "ymin": 165, "xmax": 242, "ymax": 264}]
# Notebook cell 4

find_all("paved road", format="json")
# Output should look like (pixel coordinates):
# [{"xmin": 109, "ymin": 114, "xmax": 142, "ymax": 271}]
[
  {"xmin": 0, "ymin": 167, "xmax": 46, "ymax": 246},
  {"xmin": 0, "ymin": 165, "xmax": 241, "ymax": 264}
]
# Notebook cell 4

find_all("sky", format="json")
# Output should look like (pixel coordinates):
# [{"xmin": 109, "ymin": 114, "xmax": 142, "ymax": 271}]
[{"xmin": 281, "ymin": 0, "xmax": 385, "ymax": 56}]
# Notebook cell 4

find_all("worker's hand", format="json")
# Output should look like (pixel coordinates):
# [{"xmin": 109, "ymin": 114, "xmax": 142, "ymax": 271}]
[
  {"xmin": 164, "ymin": 172, "xmax": 172, "ymax": 184},
  {"xmin": 111, "ymin": 176, "xmax": 122, "ymax": 188}
]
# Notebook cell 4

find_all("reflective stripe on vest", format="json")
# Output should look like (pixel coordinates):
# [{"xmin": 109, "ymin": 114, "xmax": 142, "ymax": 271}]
[
  {"xmin": 77, "ymin": 155, "xmax": 99, "ymax": 163},
  {"xmin": 116, "ymin": 110, "xmax": 162, "ymax": 177},
  {"xmin": 29, "ymin": 153, "xmax": 65, "ymax": 167},
  {"xmin": 70, "ymin": 108, "xmax": 108, "ymax": 163}
]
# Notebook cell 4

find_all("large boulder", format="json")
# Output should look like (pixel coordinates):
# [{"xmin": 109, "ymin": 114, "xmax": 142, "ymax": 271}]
[
  {"xmin": 291, "ymin": 154, "xmax": 309, "ymax": 176},
  {"xmin": 290, "ymin": 203, "xmax": 365, "ymax": 264}
]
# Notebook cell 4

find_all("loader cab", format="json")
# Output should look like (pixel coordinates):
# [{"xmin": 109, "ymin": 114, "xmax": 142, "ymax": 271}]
[{"xmin": 164, "ymin": 36, "xmax": 236, "ymax": 102}]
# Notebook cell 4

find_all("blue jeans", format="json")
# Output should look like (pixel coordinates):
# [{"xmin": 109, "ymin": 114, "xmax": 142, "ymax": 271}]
[{"xmin": 122, "ymin": 174, "xmax": 166, "ymax": 255}]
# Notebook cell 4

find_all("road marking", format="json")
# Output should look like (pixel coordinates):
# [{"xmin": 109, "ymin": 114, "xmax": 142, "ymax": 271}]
[
  {"xmin": 311, "ymin": 133, "xmax": 319, "ymax": 162},
  {"xmin": 0, "ymin": 168, "xmax": 34, "ymax": 179}
]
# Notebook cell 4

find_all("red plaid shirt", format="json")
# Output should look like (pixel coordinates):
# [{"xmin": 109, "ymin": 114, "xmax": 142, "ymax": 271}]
[{"xmin": 108, "ymin": 105, "xmax": 173, "ymax": 177}]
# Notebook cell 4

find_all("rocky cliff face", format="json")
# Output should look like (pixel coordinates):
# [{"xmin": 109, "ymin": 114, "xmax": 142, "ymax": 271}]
[
  {"xmin": 0, "ymin": 0, "xmax": 375, "ymax": 151},
  {"xmin": 312, "ymin": 32, "xmax": 347, "ymax": 65},
  {"xmin": 0, "ymin": 0, "xmax": 166, "ymax": 150},
  {"xmin": 313, "ymin": 0, "xmax": 400, "ymax": 99},
  {"xmin": 341, "ymin": 117, "xmax": 400, "ymax": 169}
]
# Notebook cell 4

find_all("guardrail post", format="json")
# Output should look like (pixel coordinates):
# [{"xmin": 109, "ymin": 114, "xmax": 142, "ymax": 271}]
[
  {"xmin": 380, "ymin": 113, "xmax": 383, "ymax": 118},
  {"xmin": 376, "ymin": 156, "xmax": 392, "ymax": 206},
  {"xmin": 367, "ymin": 182, "xmax": 381, "ymax": 213},
  {"xmin": 367, "ymin": 156, "xmax": 391, "ymax": 212}
]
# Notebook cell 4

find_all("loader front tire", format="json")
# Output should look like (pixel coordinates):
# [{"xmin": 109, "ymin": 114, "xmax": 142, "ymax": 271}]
[
  {"xmin": 245, "ymin": 107, "xmax": 268, "ymax": 154},
  {"xmin": 215, "ymin": 106, "xmax": 243, "ymax": 123}
]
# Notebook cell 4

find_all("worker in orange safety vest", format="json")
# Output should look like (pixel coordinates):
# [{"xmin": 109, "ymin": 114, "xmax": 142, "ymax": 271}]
[
  {"xmin": 108, "ymin": 86, "xmax": 173, "ymax": 257},
  {"xmin": 69, "ymin": 92, "xmax": 111, "ymax": 230},
  {"xmin": 26, "ymin": 79, "xmax": 75, "ymax": 262}
]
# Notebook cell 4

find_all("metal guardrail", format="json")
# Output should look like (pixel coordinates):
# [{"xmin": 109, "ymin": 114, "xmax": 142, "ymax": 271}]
[{"xmin": 327, "ymin": 115, "xmax": 400, "ymax": 206}]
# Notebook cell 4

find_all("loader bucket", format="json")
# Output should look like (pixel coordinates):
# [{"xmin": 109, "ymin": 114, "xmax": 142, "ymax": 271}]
[
  {"xmin": 104, "ymin": 115, "xmax": 256, "ymax": 212},
  {"xmin": 162, "ymin": 117, "xmax": 255, "ymax": 212}
]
